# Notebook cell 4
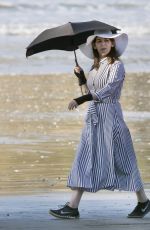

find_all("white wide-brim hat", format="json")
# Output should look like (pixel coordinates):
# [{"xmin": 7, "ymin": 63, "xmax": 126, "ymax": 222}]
[{"xmin": 79, "ymin": 30, "xmax": 128, "ymax": 59}]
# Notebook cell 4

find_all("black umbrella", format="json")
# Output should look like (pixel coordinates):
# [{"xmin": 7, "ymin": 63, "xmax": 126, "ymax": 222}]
[{"xmin": 26, "ymin": 20, "xmax": 120, "ymax": 66}]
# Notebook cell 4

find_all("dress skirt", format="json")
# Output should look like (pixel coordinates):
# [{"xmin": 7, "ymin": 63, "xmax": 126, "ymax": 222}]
[{"xmin": 67, "ymin": 101, "xmax": 143, "ymax": 192}]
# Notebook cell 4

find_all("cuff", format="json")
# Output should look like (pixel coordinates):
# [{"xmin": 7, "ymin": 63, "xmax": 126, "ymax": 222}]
[
  {"xmin": 92, "ymin": 92, "xmax": 103, "ymax": 102},
  {"xmin": 74, "ymin": 94, "xmax": 93, "ymax": 105}
]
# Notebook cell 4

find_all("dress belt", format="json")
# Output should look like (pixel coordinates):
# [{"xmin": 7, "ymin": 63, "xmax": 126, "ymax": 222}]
[
  {"xmin": 94, "ymin": 98, "xmax": 118, "ymax": 104},
  {"xmin": 85, "ymin": 99, "xmax": 119, "ymax": 126}
]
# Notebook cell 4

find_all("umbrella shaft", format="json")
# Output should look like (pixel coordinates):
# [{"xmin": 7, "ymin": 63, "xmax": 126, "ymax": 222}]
[{"xmin": 74, "ymin": 50, "xmax": 79, "ymax": 66}]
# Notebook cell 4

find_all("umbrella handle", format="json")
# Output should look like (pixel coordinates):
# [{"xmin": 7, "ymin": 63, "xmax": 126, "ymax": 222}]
[
  {"xmin": 73, "ymin": 49, "xmax": 79, "ymax": 67},
  {"xmin": 73, "ymin": 49, "xmax": 83, "ymax": 95},
  {"xmin": 75, "ymin": 59, "xmax": 79, "ymax": 67}
]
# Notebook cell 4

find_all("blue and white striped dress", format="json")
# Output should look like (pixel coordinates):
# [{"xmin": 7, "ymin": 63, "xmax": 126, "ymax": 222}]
[{"xmin": 67, "ymin": 58, "xmax": 143, "ymax": 192}]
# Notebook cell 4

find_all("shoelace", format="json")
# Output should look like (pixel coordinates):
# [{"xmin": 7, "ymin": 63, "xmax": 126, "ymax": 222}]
[{"xmin": 58, "ymin": 202, "xmax": 69, "ymax": 208}]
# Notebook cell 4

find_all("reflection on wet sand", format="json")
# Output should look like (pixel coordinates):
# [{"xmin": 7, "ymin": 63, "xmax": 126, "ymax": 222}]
[{"xmin": 0, "ymin": 73, "xmax": 149, "ymax": 194}]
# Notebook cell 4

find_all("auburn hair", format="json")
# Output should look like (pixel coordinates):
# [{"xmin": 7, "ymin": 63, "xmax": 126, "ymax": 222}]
[{"xmin": 91, "ymin": 37, "xmax": 119, "ymax": 70}]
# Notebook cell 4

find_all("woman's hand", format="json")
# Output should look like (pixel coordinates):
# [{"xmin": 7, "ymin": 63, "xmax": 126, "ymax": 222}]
[
  {"xmin": 74, "ymin": 66, "xmax": 83, "ymax": 74},
  {"xmin": 68, "ymin": 100, "xmax": 78, "ymax": 110},
  {"xmin": 74, "ymin": 66, "xmax": 87, "ymax": 86}
]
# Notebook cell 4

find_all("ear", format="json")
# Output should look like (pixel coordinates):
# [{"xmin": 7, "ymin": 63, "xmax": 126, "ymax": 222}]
[
  {"xmin": 93, "ymin": 44, "xmax": 97, "ymax": 50},
  {"xmin": 111, "ymin": 40, "xmax": 115, "ymax": 47}
]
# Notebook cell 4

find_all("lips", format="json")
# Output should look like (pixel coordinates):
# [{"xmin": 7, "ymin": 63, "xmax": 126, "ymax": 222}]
[{"xmin": 101, "ymin": 48, "xmax": 107, "ymax": 51}]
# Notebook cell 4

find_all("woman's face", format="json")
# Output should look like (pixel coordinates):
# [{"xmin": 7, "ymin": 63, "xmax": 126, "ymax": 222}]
[{"xmin": 93, "ymin": 37, "xmax": 114, "ymax": 58}]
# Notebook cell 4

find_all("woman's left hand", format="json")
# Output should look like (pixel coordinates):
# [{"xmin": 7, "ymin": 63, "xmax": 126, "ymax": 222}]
[{"xmin": 68, "ymin": 100, "xmax": 78, "ymax": 110}]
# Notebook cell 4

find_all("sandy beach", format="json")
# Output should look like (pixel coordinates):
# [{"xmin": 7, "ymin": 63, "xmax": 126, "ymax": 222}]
[
  {"xmin": 0, "ymin": 190, "xmax": 150, "ymax": 230},
  {"xmin": 0, "ymin": 73, "xmax": 149, "ymax": 229},
  {"xmin": 0, "ymin": 73, "xmax": 149, "ymax": 195}
]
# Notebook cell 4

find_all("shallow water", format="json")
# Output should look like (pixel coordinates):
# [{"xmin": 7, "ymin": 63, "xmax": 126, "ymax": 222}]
[{"xmin": 0, "ymin": 73, "xmax": 149, "ymax": 194}]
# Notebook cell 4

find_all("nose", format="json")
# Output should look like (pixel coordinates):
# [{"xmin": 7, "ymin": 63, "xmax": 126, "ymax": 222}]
[{"xmin": 101, "ymin": 40, "xmax": 106, "ymax": 46}]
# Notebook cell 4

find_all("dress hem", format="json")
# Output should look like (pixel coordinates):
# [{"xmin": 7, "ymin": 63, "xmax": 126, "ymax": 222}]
[{"xmin": 67, "ymin": 184, "xmax": 144, "ymax": 193}]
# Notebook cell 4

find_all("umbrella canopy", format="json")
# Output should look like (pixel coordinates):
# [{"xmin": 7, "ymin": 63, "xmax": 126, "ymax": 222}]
[{"xmin": 26, "ymin": 20, "xmax": 120, "ymax": 65}]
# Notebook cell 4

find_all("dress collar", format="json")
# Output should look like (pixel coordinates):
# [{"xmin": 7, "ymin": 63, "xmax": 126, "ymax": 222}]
[{"xmin": 100, "ymin": 57, "xmax": 108, "ymax": 63}]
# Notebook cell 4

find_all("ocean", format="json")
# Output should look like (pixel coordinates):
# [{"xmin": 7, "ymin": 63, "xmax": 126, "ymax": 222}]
[
  {"xmin": 0, "ymin": 0, "xmax": 150, "ymax": 194},
  {"xmin": 0, "ymin": 0, "xmax": 150, "ymax": 75}
]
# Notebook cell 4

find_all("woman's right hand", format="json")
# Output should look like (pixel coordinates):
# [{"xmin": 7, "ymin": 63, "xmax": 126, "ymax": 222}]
[
  {"xmin": 74, "ymin": 66, "xmax": 83, "ymax": 74},
  {"xmin": 74, "ymin": 66, "xmax": 87, "ymax": 86}
]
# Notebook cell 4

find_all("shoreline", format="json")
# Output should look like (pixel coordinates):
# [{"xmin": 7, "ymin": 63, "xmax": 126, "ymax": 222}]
[
  {"xmin": 0, "ymin": 71, "xmax": 150, "ymax": 76},
  {"xmin": 0, "ymin": 187, "xmax": 150, "ymax": 197}
]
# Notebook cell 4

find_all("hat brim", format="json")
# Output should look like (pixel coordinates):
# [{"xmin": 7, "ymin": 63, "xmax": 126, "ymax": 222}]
[{"xmin": 79, "ymin": 33, "xmax": 128, "ymax": 59}]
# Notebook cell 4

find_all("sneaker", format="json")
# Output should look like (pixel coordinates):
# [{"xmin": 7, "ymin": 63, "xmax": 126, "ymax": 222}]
[
  {"xmin": 128, "ymin": 199, "xmax": 150, "ymax": 218},
  {"xmin": 49, "ymin": 203, "xmax": 80, "ymax": 219}
]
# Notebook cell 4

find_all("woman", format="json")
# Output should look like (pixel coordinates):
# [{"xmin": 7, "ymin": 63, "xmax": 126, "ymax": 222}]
[{"xmin": 49, "ymin": 30, "xmax": 150, "ymax": 219}]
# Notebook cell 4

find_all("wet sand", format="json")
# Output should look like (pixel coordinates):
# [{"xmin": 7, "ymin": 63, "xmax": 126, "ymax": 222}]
[
  {"xmin": 0, "ymin": 190, "xmax": 150, "ymax": 230},
  {"xmin": 0, "ymin": 73, "xmax": 149, "ymax": 195}
]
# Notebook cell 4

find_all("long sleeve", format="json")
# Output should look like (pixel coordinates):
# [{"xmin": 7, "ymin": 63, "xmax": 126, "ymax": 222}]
[
  {"xmin": 81, "ymin": 83, "xmax": 90, "ymax": 95},
  {"xmin": 92, "ymin": 61, "xmax": 125, "ymax": 101}
]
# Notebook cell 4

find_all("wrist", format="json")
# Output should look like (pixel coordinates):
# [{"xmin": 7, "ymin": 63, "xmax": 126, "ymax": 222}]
[
  {"xmin": 78, "ymin": 78, "xmax": 87, "ymax": 86},
  {"xmin": 74, "ymin": 94, "xmax": 93, "ymax": 105},
  {"xmin": 74, "ymin": 70, "xmax": 87, "ymax": 86}
]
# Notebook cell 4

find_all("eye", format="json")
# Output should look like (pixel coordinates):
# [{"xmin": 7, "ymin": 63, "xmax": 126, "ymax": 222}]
[
  {"xmin": 96, "ymin": 39, "xmax": 102, "ymax": 43},
  {"xmin": 105, "ymin": 39, "xmax": 110, "ymax": 42}
]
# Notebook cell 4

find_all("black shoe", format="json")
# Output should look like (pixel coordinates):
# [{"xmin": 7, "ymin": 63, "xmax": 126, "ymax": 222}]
[
  {"xmin": 49, "ymin": 203, "xmax": 80, "ymax": 219},
  {"xmin": 128, "ymin": 199, "xmax": 150, "ymax": 218}
]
